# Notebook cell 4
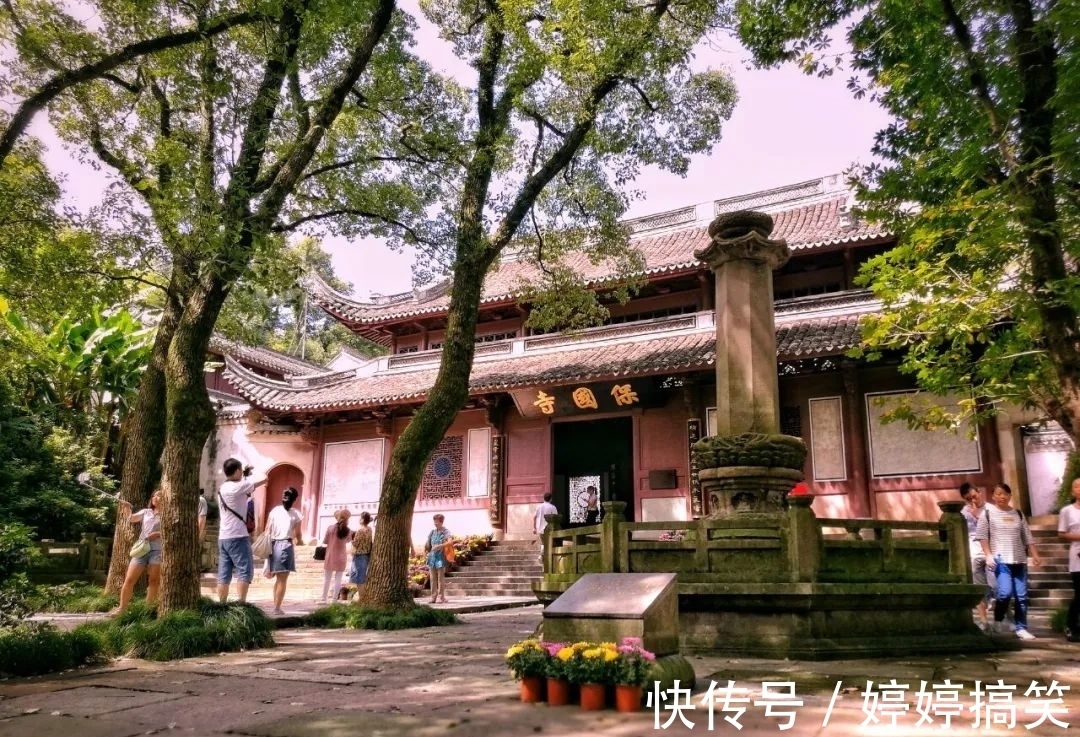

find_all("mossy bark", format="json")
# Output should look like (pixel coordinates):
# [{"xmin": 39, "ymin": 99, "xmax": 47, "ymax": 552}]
[
  {"xmin": 358, "ymin": 250, "xmax": 492, "ymax": 609},
  {"xmin": 104, "ymin": 274, "xmax": 182, "ymax": 595}
]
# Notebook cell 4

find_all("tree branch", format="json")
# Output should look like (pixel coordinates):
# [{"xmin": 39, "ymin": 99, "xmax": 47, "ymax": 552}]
[
  {"xmin": 148, "ymin": 75, "xmax": 173, "ymax": 190},
  {"xmin": 491, "ymin": 0, "xmax": 672, "ymax": 253},
  {"xmin": 272, "ymin": 207, "xmax": 432, "ymax": 247},
  {"xmin": 521, "ymin": 107, "xmax": 567, "ymax": 137},
  {"xmin": 939, "ymin": 0, "xmax": 1017, "ymax": 175},
  {"xmin": 0, "ymin": 9, "xmax": 267, "ymax": 164},
  {"xmin": 252, "ymin": 0, "xmax": 397, "ymax": 229}
]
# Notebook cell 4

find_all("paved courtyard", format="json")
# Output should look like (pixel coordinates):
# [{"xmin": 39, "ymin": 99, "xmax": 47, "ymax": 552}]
[{"xmin": 3, "ymin": 605, "xmax": 1079, "ymax": 736}]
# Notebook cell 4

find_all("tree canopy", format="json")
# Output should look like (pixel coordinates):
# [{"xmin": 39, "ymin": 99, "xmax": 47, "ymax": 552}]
[{"xmin": 737, "ymin": 0, "xmax": 1080, "ymax": 442}]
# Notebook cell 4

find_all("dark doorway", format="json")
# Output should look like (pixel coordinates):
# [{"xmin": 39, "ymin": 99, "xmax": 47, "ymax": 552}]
[{"xmin": 552, "ymin": 417, "xmax": 634, "ymax": 524}]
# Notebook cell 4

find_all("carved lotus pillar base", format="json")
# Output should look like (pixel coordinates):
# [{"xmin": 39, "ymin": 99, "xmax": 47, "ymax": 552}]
[{"xmin": 699, "ymin": 466, "xmax": 804, "ymax": 518}]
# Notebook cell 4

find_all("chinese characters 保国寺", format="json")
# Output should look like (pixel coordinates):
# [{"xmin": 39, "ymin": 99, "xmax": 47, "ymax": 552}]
[{"xmin": 644, "ymin": 679, "xmax": 1070, "ymax": 731}]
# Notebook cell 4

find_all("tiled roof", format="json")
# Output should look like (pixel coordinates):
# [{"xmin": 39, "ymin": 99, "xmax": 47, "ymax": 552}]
[
  {"xmin": 224, "ymin": 310, "xmax": 869, "ymax": 414},
  {"xmin": 208, "ymin": 335, "xmax": 326, "ymax": 377},
  {"xmin": 308, "ymin": 176, "xmax": 891, "ymax": 328}
]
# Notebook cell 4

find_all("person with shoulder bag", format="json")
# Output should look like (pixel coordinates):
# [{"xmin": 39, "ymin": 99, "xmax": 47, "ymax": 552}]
[
  {"xmin": 216, "ymin": 458, "xmax": 268, "ymax": 604},
  {"xmin": 320, "ymin": 509, "xmax": 353, "ymax": 603},
  {"xmin": 114, "ymin": 489, "xmax": 163, "ymax": 614}
]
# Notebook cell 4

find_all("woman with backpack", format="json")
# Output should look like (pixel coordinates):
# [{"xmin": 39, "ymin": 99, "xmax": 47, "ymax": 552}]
[
  {"xmin": 974, "ymin": 482, "xmax": 1041, "ymax": 640},
  {"xmin": 319, "ymin": 509, "xmax": 353, "ymax": 603}
]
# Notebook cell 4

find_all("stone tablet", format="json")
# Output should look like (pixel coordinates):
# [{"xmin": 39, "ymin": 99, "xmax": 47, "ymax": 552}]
[{"xmin": 543, "ymin": 572, "xmax": 678, "ymax": 655}]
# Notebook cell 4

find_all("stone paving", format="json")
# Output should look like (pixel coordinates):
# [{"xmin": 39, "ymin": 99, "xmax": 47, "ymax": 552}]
[{"xmin": 4, "ymin": 604, "xmax": 1080, "ymax": 737}]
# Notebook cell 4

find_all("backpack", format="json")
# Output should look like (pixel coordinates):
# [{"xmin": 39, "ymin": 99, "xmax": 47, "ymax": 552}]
[{"xmin": 245, "ymin": 498, "xmax": 256, "ymax": 534}]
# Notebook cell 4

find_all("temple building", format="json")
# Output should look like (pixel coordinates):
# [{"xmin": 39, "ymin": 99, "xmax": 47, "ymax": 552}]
[{"xmin": 204, "ymin": 174, "xmax": 1070, "ymax": 546}]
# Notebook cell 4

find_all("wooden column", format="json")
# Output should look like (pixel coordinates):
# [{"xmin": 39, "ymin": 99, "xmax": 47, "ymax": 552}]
[{"xmin": 841, "ymin": 360, "xmax": 873, "ymax": 517}]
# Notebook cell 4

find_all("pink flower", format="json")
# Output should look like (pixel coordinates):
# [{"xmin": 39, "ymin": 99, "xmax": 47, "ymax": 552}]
[{"xmin": 544, "ymin": 641, "xmax": 567, "ymax": 656}]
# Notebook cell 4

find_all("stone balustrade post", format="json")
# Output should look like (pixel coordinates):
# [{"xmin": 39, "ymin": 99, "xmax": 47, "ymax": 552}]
[
  {"xmin": 786, "ymin": 494, "xmax": 821, "ymax": 583},
  {"xmin": 544, "ymin": 513, "xmax": 562, "ymax": 573},
  {"xmin": 937, "ymin": 500, "xmax": 970, "ymax": 579},
  {"xmin": 79, "ymin": 533, "xmax": 95, "ymax": 572},
  {"xmin": 601, "ymin": 501, "xmax": 627, "ymax": 573}
]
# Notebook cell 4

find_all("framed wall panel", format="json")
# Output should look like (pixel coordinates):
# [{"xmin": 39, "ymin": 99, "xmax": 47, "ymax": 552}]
[
  {"xmin": 809, "ymin": 396, "xmax": 847, "ymax": 481},
  {"xmin": 321, "ymin": 439, "xmax": 385, "ymax": 508},
  {"xmin": 865, "ymin": 391, "xmax": 982, "ymax": 477},
  {"xmin": 467, "ymin": 427, "xmax": 492, "ymax": 498}
]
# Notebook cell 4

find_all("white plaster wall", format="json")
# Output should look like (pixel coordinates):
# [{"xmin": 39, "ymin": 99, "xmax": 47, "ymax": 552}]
[{"xmin": 407, "ymin": 508, "xmax": 495, "ymax": 554}]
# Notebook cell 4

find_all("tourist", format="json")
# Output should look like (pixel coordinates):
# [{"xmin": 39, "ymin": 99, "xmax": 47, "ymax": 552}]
[
  {"xmin": 425, "ymin": 514, "xmax": 452, "ymax": 604},
  {"xmin": 265, "ymin": 486, "xmax": 304, "ymax": 615},
  {"xmin": 1058, "ymin": 477, "xmax": 1080, "ymax": 642},
  {"xmin": 116, "ymin": 489, "xmax": 162, "ymax": 613},
  {"xmin": 216, "ymin": 458, "xmax": 266, "ymax": 604},
  {"xmin": 584, "ymin": 485, "xmax": 600, "ymax": 525},
  {"xmin": 349, "ymin": 511, "xmax": 374, "ymax": 599},
  {"xmin": 959, "ymin": 483, "xmax": 994, "ymax": 630},
  {"xmin": 534, "ymin": 492, "xmax": 559, "ymax": 560},
  {"xmin": 319, "ymin": 509, "xmax": 353, "ymax": 603},
  {"xmin": 197, "ymin": 490, "xmax": 208, "ymax": 543},
  {"xmin": 974, "ymin": 482, "xmax": 1041, "ymax": 640}
]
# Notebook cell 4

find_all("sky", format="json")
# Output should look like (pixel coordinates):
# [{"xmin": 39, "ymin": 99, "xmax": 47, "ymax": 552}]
[
  {"xmin": 323, "ymin": 21, "xmax": 892, "ymax": 298},
  {"xmin": 22, "ymin": 5, "xmax": 891, "ymax": 300}
]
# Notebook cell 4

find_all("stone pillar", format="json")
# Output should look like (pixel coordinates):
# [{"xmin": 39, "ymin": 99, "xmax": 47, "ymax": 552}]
[
  {"xmin": 601, "ymin": 501, "xmax": 627, "ymax": 573},
  {"xmin": 695, "ymin": 211, "xmax": 790, "ymax": 436},
  {"xmin": 937, "ymin": 500, "xmax": 970, "ymax": 579}
]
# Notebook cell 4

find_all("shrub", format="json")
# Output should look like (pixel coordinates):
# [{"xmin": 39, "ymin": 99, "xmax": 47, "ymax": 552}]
[
  {"xmin": 0, "ymin": 621, "xmax": 107, "ymax": 676},
  {"xmin": 1050, "ymin": 606, "xmax": 1068, "ymax": 634},
  {"xmin": 75, "ymin": 599, "xmax": 275, "ymax": 662},
  {"xmin": 30, "ymin": 581, "xmax": 118, "ymax": 613},
  {"xmin": 306, "ymin": 603, "xmax": 459, "ymax": 630}
]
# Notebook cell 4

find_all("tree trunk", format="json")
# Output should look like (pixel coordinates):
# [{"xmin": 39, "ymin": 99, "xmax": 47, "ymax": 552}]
[
  {"xmin": 358, "ymin": 249, "xmax": 491, "ymax": 609},
  {"xmin": 104, "ymin": 275, "xmax": 183, "ymax": 595},
  {"xmin": 157, "ymin": 281, "xmax": 228, "ymax": 612}
]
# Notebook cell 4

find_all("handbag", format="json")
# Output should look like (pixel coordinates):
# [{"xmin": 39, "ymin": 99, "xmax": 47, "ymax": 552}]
[
  {"xmin": 252, "ymin": 531, "xmax": 272, "ymax": 559},
  {"xmin": 313, "ymin": 545, "xmax": 327, "ymax": 561},
  {"xmin": 444, "ymin": 542, "xmax": 456, "ymax": 564},
  {"xmin": 129, "ymin": 538, "xmax": 151, "ymax": 559}
]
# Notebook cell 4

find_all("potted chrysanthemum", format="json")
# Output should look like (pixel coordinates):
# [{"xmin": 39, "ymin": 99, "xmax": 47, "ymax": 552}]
[
  {"xmin": 561, "ymin": 641, "xmax": 619, "ymax": 710},
  {"xmin": 613, "ymin": 637, "xmax": 656, "ymax": 712},
  {"xmin": 505, "ymin": 639, "xmax": 549, "ymax": 702}
]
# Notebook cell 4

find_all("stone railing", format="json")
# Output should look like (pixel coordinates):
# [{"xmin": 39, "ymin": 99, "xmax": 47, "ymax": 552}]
[
  {"xmin": 538, "ymin": 498, "xmax": 969, "ymax": 595},
  {"xmin": 29, "ymin": 528, "xmax": 219, "ymax": 583}
]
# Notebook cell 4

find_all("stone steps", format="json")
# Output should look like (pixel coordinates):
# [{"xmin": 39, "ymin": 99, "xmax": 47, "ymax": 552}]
[{"xmin": 443, "ymin": 542, "xmax": 541, "ymax": 598}]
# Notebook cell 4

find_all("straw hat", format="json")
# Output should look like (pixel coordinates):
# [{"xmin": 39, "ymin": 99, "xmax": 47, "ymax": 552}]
[{"xmin": 333, "ymin": 508, "xmax": 352, "ymax": 522}]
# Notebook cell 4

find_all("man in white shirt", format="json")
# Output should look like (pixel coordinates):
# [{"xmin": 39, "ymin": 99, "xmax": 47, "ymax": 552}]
[
  {"xmin": 534, "ymin": 492, "xmax": 559, "ymax": 561},
  {"xmin": 216, "ymin": 457, "xmax": 267, "ymax": 603}
]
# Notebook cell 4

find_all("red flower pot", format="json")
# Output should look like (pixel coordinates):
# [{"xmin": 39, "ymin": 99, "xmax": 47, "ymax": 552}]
[
  {"xmin": 579, "ymin": 682, "xmax": 607, "ymax": 711},
  {"xmin": 547, "ymin": 678, "xmax": 573, "ymax": 706},
  {"xmin": 519, "ymin": 676, "xmax": 545, "ymax": 703},
  {"xmin": 615, "ymin": 684, "xmax": 643, "ymax": 712}
]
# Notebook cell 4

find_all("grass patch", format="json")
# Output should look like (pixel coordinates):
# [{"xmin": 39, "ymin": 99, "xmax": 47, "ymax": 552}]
[
  {"xmin": 306, "ymin": 602, "xmax": 459, "ymax": 630},
  {"xmin": 30, "ymin": 581, "xmax": 118, "ymax": 613},
  {"xmin": 0, "ymin": 622, "xmax": 108, "ymax": 677},
  {"xmin": 1050, "ymin": 606, "xmax": 1068, "ymax": 633},
  {"xmin": 76, "ymin": 598, "xmax": 275, "ymax": 661}
]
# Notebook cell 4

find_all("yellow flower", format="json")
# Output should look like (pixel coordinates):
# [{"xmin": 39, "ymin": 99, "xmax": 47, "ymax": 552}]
[
  {"xmin": 582, "ymin": 648, "xmax": 603, "ymax": 660},
  {"xmin": 506, "ymin": 645, "xmax": 523, "ymax": 658},
  {"xmin": 603, "ymin": 649, "xmax": 619, "ymax": 662},
  {"xmin": 557, "ymin": 647, "xmax": 575, "ymax": 661}
]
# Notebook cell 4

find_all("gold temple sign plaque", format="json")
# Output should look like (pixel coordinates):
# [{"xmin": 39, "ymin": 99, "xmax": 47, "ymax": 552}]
[{"xmin": 511, "ymin": 380, "xmax": 659, "ymax": 419}]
